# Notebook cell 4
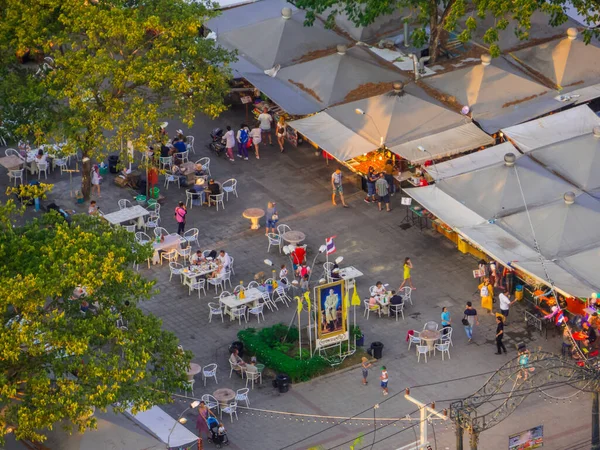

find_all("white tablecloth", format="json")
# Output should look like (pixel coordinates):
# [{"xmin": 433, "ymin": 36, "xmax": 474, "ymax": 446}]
[
  {"xmin": 151, "ymin": 234, "xmax": 181, "ymax": 264},
  {"xmin": 103, "ymin": 205, "xmax": 149, "ymax": 229},
  {"xmin": 220, "ymin": 287, "xmax": 263, "ymax": 319}
]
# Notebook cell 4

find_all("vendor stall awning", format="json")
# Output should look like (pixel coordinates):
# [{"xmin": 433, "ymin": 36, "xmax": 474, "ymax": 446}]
[
  {"xmin": 502, "ymin": 105, "xmax": 600, "ymax": 152},
  {"xmin": 430, "ymin": 142, "xmax": 517, "ymax": 180}
]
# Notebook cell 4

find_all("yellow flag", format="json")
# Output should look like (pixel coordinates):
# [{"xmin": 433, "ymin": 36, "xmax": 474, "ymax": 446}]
[
  {"xmin": 296, "ymin": 296, "xmax": 303, "ymax": 314},
  {"xmin": 342, "ymin": 291, "xmax": 348, "ymax": 324},
  {"xmin": 351, "ymin": 285, "xmax": 361, "ymax": 306},
  {"xmin": 304, "ymin": 291, "xmax": 311, "ymax": 311}
]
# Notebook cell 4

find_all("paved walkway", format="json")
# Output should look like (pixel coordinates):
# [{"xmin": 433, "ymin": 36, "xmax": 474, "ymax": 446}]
[{"xmin": 1, "ymin": 106, "xmax": 593, "ymax": 450}]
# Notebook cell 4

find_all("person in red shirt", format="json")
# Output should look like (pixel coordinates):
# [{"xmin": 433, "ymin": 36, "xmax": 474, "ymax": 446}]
[{"xmin": 292, "ymin": 244, "xmax": 306, "ymax": 271}]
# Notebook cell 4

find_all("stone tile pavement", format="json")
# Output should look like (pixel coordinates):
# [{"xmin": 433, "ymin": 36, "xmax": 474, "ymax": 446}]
[{"xmin": 0, "ymin": 106, "xmax": 592, "ymax": 450}]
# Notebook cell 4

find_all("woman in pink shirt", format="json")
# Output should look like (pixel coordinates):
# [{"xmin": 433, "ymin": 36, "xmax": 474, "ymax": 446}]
[{"xmin": 174, "ymin": 202, "xmax": 187, "ymax": 235}]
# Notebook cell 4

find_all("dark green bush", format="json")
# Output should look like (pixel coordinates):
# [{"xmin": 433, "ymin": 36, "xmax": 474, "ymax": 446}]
[{"xmin": 238, "ymin": 325, "xmax": 328, "ymax": 382}]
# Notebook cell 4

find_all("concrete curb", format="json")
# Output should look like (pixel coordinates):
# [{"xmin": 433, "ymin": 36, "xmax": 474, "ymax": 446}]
[{"xmin": 293, "ymin": 354, "xmax": 378, "ymax": 386}]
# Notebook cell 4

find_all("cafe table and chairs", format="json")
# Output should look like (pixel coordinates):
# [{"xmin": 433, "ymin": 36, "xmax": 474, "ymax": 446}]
[
  {"xmin": 219, "ymin": 288, "xmax": 263, "ymax": 320},
  {"xmin": 181, "ymin": 262, "xmax": 218, "ymax": 293}
]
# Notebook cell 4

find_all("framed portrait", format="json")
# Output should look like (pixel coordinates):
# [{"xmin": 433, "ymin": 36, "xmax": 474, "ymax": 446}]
[{"xmin": 314, "ymin": 280, "xmax": 347, "ymax": 348}]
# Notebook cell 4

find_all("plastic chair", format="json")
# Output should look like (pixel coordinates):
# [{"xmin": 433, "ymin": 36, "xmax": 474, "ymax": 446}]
[
  {"xmin": 208, "ymin": 302, "xmax": 224, "ymax": 322},
  {"xmin": 182, "ymin": 379, "xmax": 195, "ymax": 396},
  {"xmin": 8, "ymin": 169, "xmax": 24, "ymax": 186},
  {"xmin": 159, "ymin": 156, "xmax": 172, "ymax": 170},
  {"xmin": 123, "ymin": 224, "xmax": 136, "ymax": 233},
  {"xmin": 208, "ymin": 275, "xmax": 224, "ymax": 294},
  {"xmin": 176, "ymin": 246, "xmax": 192, "ymax": 262},
  {"xmin": 37, "ymin": 161, "xmax": 48, "ymax": 179},
  {"xmin": 201, "ymin": 394, "xmax": 219, "ymax": 413},
  {"xmin": 183, "ymin": 228, "xmax": 199, "ymax": 248},
  {"xmin": 221, "ymin": 402, "xmax": 238, "ymax": 422},
  {"xmin": 231, "ymin": 305, "xmax": 247, "ymax": 325},
  {"xmin": 235, "ymin": 388, "xmax": 250, "ymax": 407},
  {"xmin": 363, "ymin": 299, "xmax": 380, "ymax": 319},
  {"xmin": 190, "ymin": 279, "xmax": 207, "ymax": 298},
  {"xmin": 229, "ymin": 257, "xmax": 236, "ymax": 275},
  {"xmin": 164, "ymin": 172, "xmax": 180, "ymax": 189},
  {"xmin": 5, "ymin": 148, "xmax": 21, "ymax": 158},
  {"xmin": 247, "ymin": 281, "xmax": 259, "ymax": 289},
  {"xmin": 401, "ymin": 286, "xmax": 413, "ymax": 305},
  {"xmin": 196, "ymin": 157, "xmax": 210, "ymax": 176},
  {"xmin": 147, "ymin": 202, "xmax": 161, "ymax": 215},
  {"xmin": 260, "ymin": 292, "xmax": 278, "ymax": 312},
  {"xmin": 434, "ymin": 342, "xmax": 451, "ymax": 360},
  {"xmin": 209, "ymin": 193, "xmax": 225, "ymax": 211},
  {"xmin": 144, "ymin": 214, "xmax": 160, "ymax": 233},
  {"xmin": 222, "ymin": 270, "xmax": 233, "ymax": 289},
  {"xmin": 154, "ymin": 227, "xmax": 169, "ymax": 238},
  {"xmin": 168, "ymin": 262, "xmax": 184, "ymax": 281},
  {"xmin": 440, "ymin": 327, "xmax": 454, "ymax": 347},
  {"xmin": 274, "ymin": 286, "xmax": 291, "ymax": 308},
  {"xmin": 267, "ymin": 233, "xmax": 281, "ymax": 253},
  {"xmin": 416, "ymin": 345, "xmax": 429, "ymax": 363},
  {"xmin": 54, "ymin": 157, "xmax": 68, "ymax": 174},
  {"xmin": 322, "ymin": 262, "xmax": 334, "ymax": 281},
  {"xmin": 245, "ymin": 367, "xmax": 261, "ymax": 389},
  {"xmin": 161, "ymin": 249, "xmax": 177, "ymax": 265},
  {"xmin": 135, "ymin": 232, "xmax": 151, "ymax": 244},
  {"xmin": 247, "ymin": 303, "xmax": 265, "ymax": 323},
  {"xmin": 407, "ymin": 331, "xmax": 422, "ymax": 350},
  {"xmin": 390, "ymin": 302, "xmax": 405, "ymax": 321},
  {"xmin": 118, "ymin": 199, "xmax": 132, "ymax": 210},
  {"xmin": 222, "ymin": 178, "xmax": 238, "ymax": 201},
  {"xmin": 229, "ymin": 359, "xmax": 245, "ymax": 378},
  {"xmin": 186, "ymin": 136, "xmax": 195, "ymax": 154},
  {"xmin": 277, "ymin": 224, "xmax": 291, "ymax": 236},
  {"xmin": 423, "ymin": 321, "xmax": 439, "ymax": 331},
  {"xmin": 177, "ymin": 150, "xmax": 189, "ymax": 163},
  {"xmin": 202, "ymin": 363, "xmax": 218, "ymax": 386}
]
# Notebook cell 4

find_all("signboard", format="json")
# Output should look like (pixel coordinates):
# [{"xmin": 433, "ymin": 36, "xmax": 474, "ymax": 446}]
[
  {"xmin": 508, "ymin": 425, "xmax": 543, "ymax": 450},
  {"xmin": 314, "ymin": 280, "xmax": 347, "ymax": 349},
  {"xmin": 240, "ymin": 95, "xmax": 253, "ymax": 104},
  {"xmin": 286, "ymin": 125, "xmax": 299, "ymax": 148},
  {"xmin": 401, "ymin": 197, "xmax": 412, "ymax": 206}
]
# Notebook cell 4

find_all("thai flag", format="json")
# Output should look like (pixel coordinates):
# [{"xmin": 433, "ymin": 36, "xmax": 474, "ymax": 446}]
[{"xmin": 326, "ymin": 236, "xmax": 336, "ymax": 255}]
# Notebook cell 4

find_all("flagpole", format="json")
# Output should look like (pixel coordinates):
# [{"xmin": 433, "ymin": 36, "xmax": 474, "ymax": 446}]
[
  {"xmin": 298, "ymin": 304, "xmax": 302, "ymax": 360},
  {"xmin": 308, "ymin": 301, "xmax": 313, "ymax": 356}
]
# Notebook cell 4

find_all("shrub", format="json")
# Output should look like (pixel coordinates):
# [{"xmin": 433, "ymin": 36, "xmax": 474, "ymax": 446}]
[{"xmin": 238, "ymin": 325, "xmax": 328, "ymax": 382}]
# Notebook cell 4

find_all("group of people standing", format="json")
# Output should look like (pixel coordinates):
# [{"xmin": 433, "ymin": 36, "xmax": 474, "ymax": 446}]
[{"xmin": 222, "ymin": 107, "xmax": 287, "ymax": 162}]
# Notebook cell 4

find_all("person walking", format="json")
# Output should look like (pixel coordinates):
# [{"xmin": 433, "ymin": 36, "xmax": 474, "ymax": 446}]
[
  {"xmin": 276, "ymin": 116, "xmax": 286, "ymax": 152},
  {"xmin": 195, "ymin": 401, "xmax": 215, "ymax": 442},
  {"xmin": 265, "ymin": 201, "xmax": 278, "ymax": 236},
  {"xmin": 499, "ymin": 291, "xmax": 516, "ymax": 322},
  {"xmin": 375, "ymin": 173, "xmax": 391, "ymax": 212},
  {"xmin": 174, "ymin": 201, "xmax": 187, "ymax": 235},
  {"xmin": 495, "ymin": 315, "xmax": 507, "ymax": 355},
  {"xmin": 236, "ymin": 123, "xmax": 250, "ymax": 160},
  {"xmin": 478, "ymin": 277, "xmax": 494, "ymax": 314},
  {"xmin": 399, "ymin": 257, "xmax": 415, "ymax": 290},
  {"xmin": 331, "ymin": 169, "xmax": 348, "ymax": 207},
  {"xmin": 258, "ymin": 107, "xmax": 273, "ymax": 146},
  {"xmin": 380, "ymin": 366, "xmax": 389, "ymax": 395},
  {"xmin": 463, "ymin": 301, "xmax": 479, "ymax": 342},
  {"xmin": 249, "ymin": 122, "xmax": 262, "ymax": 159},
  {"xmin": 361, "ymin": 357, "xmax": 372, "ymax": 385},
  {"xmin": 223, "ymin": 125, "xmax": 235, "ymax": 162},
  {"xmin": 91, "ymin": 164, "xmax": 102, "ymax": 197},
  {"xmin": 441, "ymin": 306, "xmax": 451, "ymax": 335}
]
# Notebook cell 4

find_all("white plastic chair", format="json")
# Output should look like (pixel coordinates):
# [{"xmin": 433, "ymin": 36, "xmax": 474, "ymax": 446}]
[
  {"xmin": 235, "ymin": 388, "xmax": 250, "ymax": 407},
  {"xmin": 147, "ymin": 202, "xmax": 161, "ymax": 215},
  {"xmin": 208, "ymin": 302, "xmax": 224, "ymax": 322},
  {"xmin": 209, "ymin": 193, "xmax": 225, "ymax": 211},
  {"xmin": 185, "ymin": 190, "xmax": 199, "ymax": 209},
  {"xmin": 5, "ymin": 148, "xmax": 21, "ymax": 158},
  {"xmin": 323, "ymin": 262, "xmax": 334, "ymax": 281},
  {"xmin": 434, "ymin": 342, "xmax": 451, "ymax": 360},
  {"xmin": 184, "ymin": 228, "xmax": 199, "ymax": 247},
  {"xmin": 274, "ymin": 286, "xmax": 291, "ymax": 307},
  {"xmin": 440, "ymin": 327, "xmax": 454, "ymax": 347},
  {"xmin": 221, "ymin": 402, "xmax": 238, "ymax": 422},
  {"xmin": 135, "ymin": 231, "xmax": 151, "ymax": 244},
  {"xmin": 267, "ymin": 233, "xmax": 281, "ymax": 253},
  {"xmin": 222, "ymin": 270, "xmax": 233, "ymax": 289},
  {"xmin": 37, "ymin": 161, "xmax": 48, "ymax": 179},
  {"xmin": 202, "ymin": 363, "xmax": 218, "ymax": 386},
  {"xmin": 407, "ymin": 330, "xmax": 421, "ymax": 350},
  {"xmin": 118, "ymin": 199, "xmax": 132, "ymax": 210},
  {"xmin": 183, "ymin": 379, "xmax": 195, "ymax": 396},
  {"xmin": 123, "ymin": 224, "xmax": 136, "ymax": 233},
  {"xmin": 186, "ymin": 135, "xmax": 195, "ymax": 154},
  {"xmin": 245, "ymin": 367, "xmax": 261, "ymax": 389},
  {"xmin": 247, "ymin": 281, "xmax": 259, "ymax": 289},
  {"xmin": 177, "ymin": 150, "xmax": 189, "ymax": 163},
  {"xmin": 159, "ymin": 156, "xmax": 172, "ymax": 170},
  {"xmin": 144, "ymin": 213, "xmax": 160, "ymax": 233},
  {"xmin": 416, "ymin": 345, "xmax": 429, "ymax": 363},
  {"xmin": 54, "ymin": 157, "xmax": 68, "ymax": 174},
  {"xmin": 369, "ymin": 285, "xmax": 378, "ymax": 296},
  {"xmin": 190, "ymin": 279, "xmax": 207, "ymax": 298},
  {"xmin": 169, "ymin": 262, "xmax": 184, "ymax": 281},
  {"xmin": 229, "ymin": 257, "xmax": 236, "ymax": 275},
  {"xmin": 401, "ymin": 286, "xmax": 413, "ymax": 305},
  {"xmin": 247, "ymin": 303, "xmax": 265, "ymax": 323},
  {"xmin": 233, "ymin": 285, "xmax": 245, "ymax": 295},
  {"xmin": 154, "ymin": 227, "xmax": 169, "ymax": 238},
  {"xmin": 208, "ymin": 275, "xmax": 224, "ymax": 293},
  {"xmin": 423, "ymin": 321, "xmax": 439, "ymax": 331},
  {"xmin": 363, "ymin": 300, "xmax": 380, "ymax": 319},
  {"xmin": 229, "ymin": 359, "xmax": 245, "ymax": 378},
  {"xmin": 260, "ymin": 292, "xmax": 278, "ymax": 312},
  {"xmin": 161, "ymin": 249, "xmax": 177, "ymax": 265},
  {"xmin": 201, "ymin": 394, "xmax": 219, "ymax": 413},
  {"xmin": 231, "ymin": 305, "xmax": 247, "ymax": 325},
  {"xmin": 8, "ymin": 169, "xmax": 24, "ymax": 186},
  {"xmin": 222, "ymin": 178, "xmax": 238, "ymax": 201},
  {"xmin": 390, "ymin": 302, "xmax": 405, "ymax": 321},
  {"xmin": 164, "ymin": 171, "xmax": 180, "ymax": 189},
  {"xmin": 176, "ymin": 246, "xmax": 192, "ymax": 262},
  {"xmin": 196, "ymin": 157, "xmax": 210, "ymax": 176}
]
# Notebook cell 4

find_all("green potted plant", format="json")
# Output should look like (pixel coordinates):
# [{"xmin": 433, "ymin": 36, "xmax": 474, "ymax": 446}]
[{"xmin": 350, "ymin": 325, "xmax": 364, "ymax": 347}]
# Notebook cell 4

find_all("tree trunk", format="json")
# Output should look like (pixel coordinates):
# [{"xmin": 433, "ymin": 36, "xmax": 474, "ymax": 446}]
[
  {"xmin": 429, "ymin": 0, "xmax": 440, "ymax": 64},
  {"xmin": 81, "ymin": 154, "xmax": 92, "ymax": 200}
]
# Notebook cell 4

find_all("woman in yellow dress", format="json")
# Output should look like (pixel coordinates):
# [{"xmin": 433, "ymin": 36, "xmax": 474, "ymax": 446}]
[
  {"xmin": 478, "ymin": 278, "xmax": 494, "ymax": 314},
  {"xmin": 399, "ymin": 257, "xmax": 415, "ymax": 290}
]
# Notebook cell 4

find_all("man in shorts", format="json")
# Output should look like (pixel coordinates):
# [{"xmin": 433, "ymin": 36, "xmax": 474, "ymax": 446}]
[
  {"xmin": 257, "ymin": 107, "xmax": 273, "ymax": 146},
  {"xmin": 375, "ymin": 173, "xmax": 391, "ymax": 212},
  {"xmin": 380, "ymin": 366, "xmax": 389, "ymax": 395},
  {"xmin": 331, "ymin": 169, "xmax": 349, "ymax": 207}
]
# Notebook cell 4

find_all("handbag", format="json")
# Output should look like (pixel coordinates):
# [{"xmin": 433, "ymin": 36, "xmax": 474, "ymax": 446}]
[
  {"xmin": 271, "ymin": 213, "xmax": 279, "ymax": 221},
  {"xmin": 461, "ymin": 315, "xmax": 469, "ymax": 326}
]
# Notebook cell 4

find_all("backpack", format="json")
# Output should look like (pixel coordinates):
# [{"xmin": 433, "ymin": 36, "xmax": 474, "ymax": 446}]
[
  {"xmin": 480, "ymin": 285, "xmax": 489, "ymax": 297},
  {"xmin": 239, "ymin": 128, "xmax": 249, "ymax": 145}
]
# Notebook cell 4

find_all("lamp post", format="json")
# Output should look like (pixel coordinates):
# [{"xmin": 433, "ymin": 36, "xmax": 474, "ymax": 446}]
[
  {"xmin": 416, "ymin": 145, "xmax": 439, "ymax": 179},
  {"xmin": 166, "ymin": 400, "xmax": 200, "ymax": 449},
  {"xmin": 354, "ymin": 108, "xmax": 384, "ymax": 147}
]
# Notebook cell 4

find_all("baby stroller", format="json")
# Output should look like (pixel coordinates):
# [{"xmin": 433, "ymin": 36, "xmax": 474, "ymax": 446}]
[
  {"xmin": 207, "ymin": 128, "xmax": 226, "ymax": 157},
  {"xmin": 207, "ymin": 417, "xmax": 229, "ymax": 448}
]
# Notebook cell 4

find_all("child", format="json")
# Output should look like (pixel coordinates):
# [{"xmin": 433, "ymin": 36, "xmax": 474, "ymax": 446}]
[
  {"xmin": 91, "ymin": 164, "xmax": 102, "ymax": 197},
  {"xmin": 279, "ymin": 264, "xmax": 288, "ymax": 280},
  {"xmin": 361, "ymin": 357, "xmax": 372, "ymax": 385},
  {"xmin": 88, "ymin": 200, "xmax": 99, "ymax": 215},
  {"xmin": 300, "ymin": 274, "xmax": 309, "ymax": 293},
  {"xmin": 380, "ymin": 366, "xmax": 389, "ymax": 395}
]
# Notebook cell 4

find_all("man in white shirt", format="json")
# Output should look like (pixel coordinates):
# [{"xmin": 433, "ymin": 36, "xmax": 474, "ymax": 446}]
[
  {"xmin": 191, "ymin": 250, "xmax": 205, "ymax": 265},
  {"xmin": 223, "ymin": 125, "xmax": 235, "ymax": 162},
  {"xmin": 257, "ymin": 107, "xmax": 273, "ymax": 146},
  {"xmin": 218, "ymin": 250, "xmax": 231, "ymax": 270},
  {"xmin": 499, "ymin": 291, "xmax": 516, "ymax": 320}
]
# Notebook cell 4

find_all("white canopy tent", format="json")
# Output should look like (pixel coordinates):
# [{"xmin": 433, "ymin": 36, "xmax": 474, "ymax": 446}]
[
  {"xmin": 126, "ymin": 406, "xmax": 198, "ymax": 448},
  {"xmin": 430, "ymin": 142, "xmax": 517, "ymax": 180}
]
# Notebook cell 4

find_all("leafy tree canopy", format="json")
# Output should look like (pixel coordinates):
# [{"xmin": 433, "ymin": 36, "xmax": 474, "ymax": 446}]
[
  {"xmin": 0, "ymin": 203, "xmax": 190, "ymax": 443},
  {"xmin": 295, "ymin": 0, "xmax": 600, "ymax": 60},
  {"xmin": 0, "ymin": 0, "xmax": 233, "ymax": 197}
]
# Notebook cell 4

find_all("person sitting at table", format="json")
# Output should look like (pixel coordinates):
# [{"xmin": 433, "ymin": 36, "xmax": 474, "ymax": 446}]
[
  {"xmin": 584, "ymin": 322, "xmax": 597, "ymax": 347},
  {"xmin": 172, "ymin": 130, "xmax": 187, "ymax": 145},
  {"xmin": 173, "ymin": 137, "xmax": 187, "ymax": 153},
  {"xmin": 218, "ymin": 250, "xmax": 231, "ymax": 271},
  {"xmin": 160, "ymin": 142, "xmax": 171, "ymax": 158},
  {"xmin": 373, "ymin": 281, "xmax": 387, "ymax": 296},
  {"xmin": 229, "ymin": 348, "xmax": 246, "ymax": 376},
  {"xmin": 292, "ymin": 244, "xmax": 306, "ymax": 273},
  {"xmin": 88, "ymin": 200, "xmax": 99, "ymax": 216},
  {"xmin": 390, "ymin": 290, "xmax": 403, "ymax": 306},
  {"xmin": 209, "ymin": 260, "xmax": 226, "ymax": 279},
  {"xmin": 205, "ymin": 179, "xmax": 221, "ymax": 205},
  {"xmin": 368, "ymin": 296, "xmax": 379, "ymax": 311},
  {"xmin": 188, "ymin": 180, "xmax": 206, "ymax": 205},
  {"xmin": 191, "ymin": 250, "xmax": 205, "ymax": 265},
  {"xmin": 35, "ymin": 149, "xmax": 47, "ymax": 164}
]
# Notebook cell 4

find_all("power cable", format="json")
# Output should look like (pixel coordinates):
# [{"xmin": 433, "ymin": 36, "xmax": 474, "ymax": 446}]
[
  {"xmin": 431, "ymin": 420, "xmax": 438, "ymax": 450},
  {"xmin": 369, "ymin": 408, "xmax": 377, "ymax": 450}
]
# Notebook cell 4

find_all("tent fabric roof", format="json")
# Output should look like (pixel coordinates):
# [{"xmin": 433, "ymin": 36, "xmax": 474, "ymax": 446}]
[
  {"xmin": 511, "ymin": 36, "xmax": 600, "ymax": 91},
  {"xmin": 288, "ymin": 112, "xmax": 375, "ymax": 161},
  {"xmin": 431, "ymin": 142, "xmax": 517, "ymax": 180},
  {"xmin": 218, "ymin": 9, "xmax": 349, "ymax": 70},
  {"xmin": 276, "ymin": 46, "xmax": 405, "ymax": 108},
  {"xmin": 424, "ymin": 57, "xmax": 558, "ymax": 133},
  {"xmin": 206, "ymin": 0, "xmax": 297, "ymax": 34},
  {"xmin": 320, "ymin": 7, "xmax": 410, "ymax": 42},
  {"xmin": 501, "ymin": 105, "xmax": 600, "ymax": 151}
]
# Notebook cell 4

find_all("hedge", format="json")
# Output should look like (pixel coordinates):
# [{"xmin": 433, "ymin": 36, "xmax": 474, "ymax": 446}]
[{"xmin": 237, "ymin": 324, "xmax": 329, "ymax": 382}]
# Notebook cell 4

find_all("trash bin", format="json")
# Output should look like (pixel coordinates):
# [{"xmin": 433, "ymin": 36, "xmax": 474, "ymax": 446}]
[
  {"xmin": 229, "ymin": 341, "xmax": 244, "ymax": 358},
  {"xmin": 515, "ymin": 285, "xmax": 524, "ymax": 301},
  {"xmin": 276, "ymin": 373, "xmax": 290, "ymax": 393},
  {"xmin": 108, "ymin": 155, "xmax": 119, "ymax": 174},
  {"xmin": 150, "ymin": 187, "xmax": 160, "ymax": 199},
  {"xmin": 371, "ymin": 341, "xmax": 384, "ymax": 359}
]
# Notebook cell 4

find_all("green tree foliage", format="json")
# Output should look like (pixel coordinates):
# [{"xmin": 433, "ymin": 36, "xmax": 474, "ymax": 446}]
[
  {"xmin": 296, "ymin": 0, "xmax": 600, "ymax": 61},
  {"xmin": 0, "ymin": 0, "xmax": 233, "ymax": 197},
  {"xmin": 0, "ymin": 203, "xmax": 191, "ymax": 443}
]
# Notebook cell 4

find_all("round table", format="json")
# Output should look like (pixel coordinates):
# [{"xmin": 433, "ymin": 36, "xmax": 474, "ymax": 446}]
[
  {"xmin": 242, "ymin": 208, "xmax": 265, "ymax": 230},
  {"xmin": 281, "ymin": 230, "xmax": 306, "ymax": 244},
  {"xmin": 420, "ymin": 329, "xmax": 441, "ymax": 351},
  {"xmin": 213, "ymin": 388, "xmax": 236, "ymax": 408},
  {"xmin": 186, "ymin": 363, "xmax": 202, "ymax": 380}
]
